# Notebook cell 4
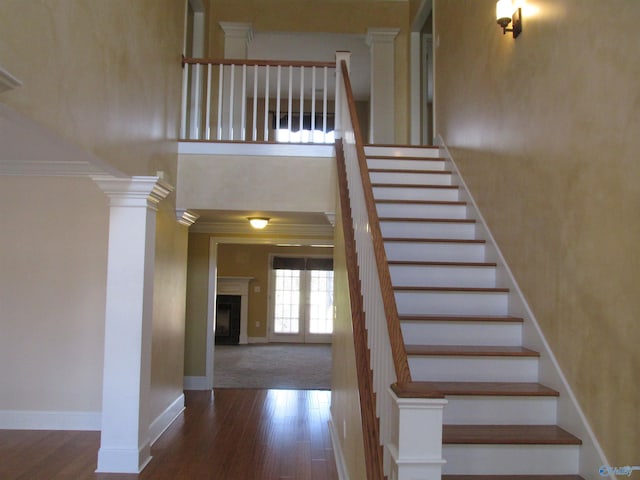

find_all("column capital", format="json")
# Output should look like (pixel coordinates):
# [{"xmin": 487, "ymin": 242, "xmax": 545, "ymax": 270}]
[
  {"xmin": 176, "ymin": 209, "xmax": 200, "ymax": 227},
  {"xmin": 219, "ymin": 22, "xmax": 254, "ymax": 42},
  {"xmin": 92, "ymin": 176, "xmax": 174, "ymax": 210},
  {"xmin": 366, "ymin": 28, "xmax": 400, "ymax": 46}
]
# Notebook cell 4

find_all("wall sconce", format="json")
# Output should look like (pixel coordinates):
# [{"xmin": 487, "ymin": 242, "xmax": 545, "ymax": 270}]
[
  {"xmin": 496, "ymin": 0, "xmax": 522, "ymax": 38},
  {"xmin": 248, "ymin": 217, "xmax": 269, "ymax": 229}
]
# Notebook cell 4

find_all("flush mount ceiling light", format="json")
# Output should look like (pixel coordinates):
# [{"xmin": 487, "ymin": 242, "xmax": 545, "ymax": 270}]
[
  {"xmin": 496, "ymin": 0, "xmax": 522, "ymax": 38},
  {"xmin": 248, "ymin": 217, "xmax": 269, "ymax": 229}
]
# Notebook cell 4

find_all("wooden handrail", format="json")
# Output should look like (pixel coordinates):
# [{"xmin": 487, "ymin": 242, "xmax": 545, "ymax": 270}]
[
  {"xmin": 340, "ymin": 60, "xmax": 412, "ymax": 385},
  {"xmin": 336, "ymin": 139, "xmax": 385, "ymax": 480},
  {"xmin": 182, "ymin": 55, "xmax": 336, "ymax": 68}
]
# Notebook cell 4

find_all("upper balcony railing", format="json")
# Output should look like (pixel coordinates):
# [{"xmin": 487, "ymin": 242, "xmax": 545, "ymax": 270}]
[{"xmin": 181, "ymin": 56, "xmax": 337, "ymax": 143}]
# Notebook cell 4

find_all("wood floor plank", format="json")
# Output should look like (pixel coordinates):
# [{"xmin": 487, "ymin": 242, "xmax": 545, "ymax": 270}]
[{"xmin": 0, "ymin": 389, "xmax": 338, "ymax": 480}]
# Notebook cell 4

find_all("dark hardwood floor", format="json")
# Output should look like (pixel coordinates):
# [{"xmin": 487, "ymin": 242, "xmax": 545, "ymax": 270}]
[{"xmin": 0, "ymin": 389, "xmax": 338, "ymax": 480}]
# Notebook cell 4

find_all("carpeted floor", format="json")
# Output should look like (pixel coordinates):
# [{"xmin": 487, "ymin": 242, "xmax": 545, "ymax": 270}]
[{"xmin": 213, "ymin": 343, "xmax": 332, "ymax": 390}]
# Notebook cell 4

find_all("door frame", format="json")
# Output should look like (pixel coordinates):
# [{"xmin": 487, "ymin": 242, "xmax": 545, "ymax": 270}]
[{"xmin": 267, "ymin": 253, "xmax": 334, "ymax": 344}]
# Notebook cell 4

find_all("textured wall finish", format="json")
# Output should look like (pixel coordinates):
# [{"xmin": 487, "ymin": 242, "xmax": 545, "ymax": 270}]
[{"xmin": 434, "ymin": 0, "xmax": 640, "ymax": 465}]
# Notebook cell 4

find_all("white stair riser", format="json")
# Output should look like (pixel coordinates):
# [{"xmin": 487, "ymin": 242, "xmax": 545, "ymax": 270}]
[
  {"xmin": 442, "ymin": 445, "xmax": 580, "ymax": 475},
  {"xmin": 380, "ymin": 221, "xmax": 476, "ymax": 239},
  {"xmin": 395, "ymin": 291, "xmax": 509, "ymax": 316},
  {"xmin": 385, "ymin": 242, "xmax": 486, "ymax": 263},
  {"xmin": 390, "ymin": 265, "xmax": 496, "ymax": 288},
  {"xmin": 365, "ymin": 146, "xmax": 441, "ymax": 158},
  {"xmin": 401, "ymin": 321, "xmax": 522, "ymax": 346},
  {"xmin": 367, "ymin": 158, "xmax": 446, "ymax": 171},
  {"xmin": 444, "ymin": 396, "xmax": 558, "ymax": 425},
  {"xmin": 369, "ymin": 171, "xmax": 452, "ymax": 185},
  {"xmin": 372, "ymin": 186, "xmax": 460, "ymax": 202},
  {"xmin": 409, "ymin": 356, "xmax": 539, "ymax": 382},
  {"xmin": 377, "ymin": 203, "xmax": 468, "ymax": 219}
]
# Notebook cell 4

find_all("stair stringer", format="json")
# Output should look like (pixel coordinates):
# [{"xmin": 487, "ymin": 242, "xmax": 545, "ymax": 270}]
[{"xmin": 436, "ymin": 135, "xmax": 610, "ymax": 479}]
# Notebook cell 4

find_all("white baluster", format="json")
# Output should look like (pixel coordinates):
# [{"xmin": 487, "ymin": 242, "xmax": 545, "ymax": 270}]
[
  {"xmin": 276, "ymin": 66, "xmax": 281, "ymax": 141},
  {"xmin": 299, "ymin": 66, "xmax": 304, "ymax": 142},
  {"xmin": 311, "ymin": 66, "xmax": 316, "ymax": 137},
  {"xmin": 205, "ymin": 64, "xmax": 212, "ymax": 140},
  {"xmin": 228, "ymin": 64, "xmax": 235, "ymax": 140},
  {"xmin": 252, "ymin": 66, "xmax": 258, "ymax": 141},
  {"xmin": 264, "ymin": 65, "xmax": 270, "ymax": 141},
  {"xmin": 287, "ymin": 66, "xmax": 293, "ymax": 142},
  {"xmin": 241, "ymin": 64, "xmax": 247, "ymax": 141},
  {"xmin": 217, "ymin": 64, "xmax": 223, "ymax": 140},
  {"xmin": 323, "ymin": 66, "xmax": 328, "ymax": 143},
  {"xmin": 180, "ymin": 62, "xmax": 189, "ymax": 139}
]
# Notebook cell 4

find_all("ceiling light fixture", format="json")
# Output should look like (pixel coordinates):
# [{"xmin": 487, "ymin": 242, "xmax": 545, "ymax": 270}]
[
  {"xmin": 496, "ymin": 0, "xmax": 522, "ymax": 38},
  {"xmin": 248, "ymin": 217, "xmax": 269, "ymax": 229}
]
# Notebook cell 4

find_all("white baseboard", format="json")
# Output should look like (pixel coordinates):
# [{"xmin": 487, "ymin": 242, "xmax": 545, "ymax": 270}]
[
  {"xmin": 149, "ymin": 393, "xmax": 185, "ymax": 445},
  {"xmin": 0, "ymin": 409, "xmax": 101, "ymax": 431},
  {"xmin": 328, "ymin": 417, "xmax": 349, "ymax": 480},
  {"xmin": 248, "ymin": 336, "xmax": 268, "ymax": 343},
  {"xmin": 183, "ymin": 375, "xmax": 211, "ymax": 390}
]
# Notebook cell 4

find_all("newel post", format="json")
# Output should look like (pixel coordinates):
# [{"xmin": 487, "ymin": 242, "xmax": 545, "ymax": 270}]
[
  {"xmin": 387, "ymin": 386, "xmax": 448, "ymax": 480},
  {"xmin": 334, "ymin": 51, "xmax": 351, "ymax": 140}
]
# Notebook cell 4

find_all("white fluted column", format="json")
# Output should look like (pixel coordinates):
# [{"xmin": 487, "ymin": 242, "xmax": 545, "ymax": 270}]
[
  {"xmin": 219, "ymin": 22, "xmax": 253, "ymax": 140},
  {"xmin": 94, "ymin": 176, "xmax": 173, "ymax": 474},
  {"xmin": 366, "ymin": 28, "xmax": 400, "ymax": 144}
]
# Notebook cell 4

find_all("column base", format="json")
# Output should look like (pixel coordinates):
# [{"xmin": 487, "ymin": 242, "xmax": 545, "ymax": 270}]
[{"xmin": 96, "ymin": 443, "xmax": 152, "ymax": 474}]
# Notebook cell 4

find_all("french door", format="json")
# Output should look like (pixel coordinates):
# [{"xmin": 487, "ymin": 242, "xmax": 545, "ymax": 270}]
[{"xmin": 269, "ymin": 256, "xmax": 334, "ymax": 343}]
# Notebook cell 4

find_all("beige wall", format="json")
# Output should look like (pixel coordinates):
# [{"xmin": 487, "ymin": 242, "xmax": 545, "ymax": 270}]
[
  {"xmin": 207, "ymin": 0, "xmax": 411, "ymax": 143},
  {"xmin": 184, "ymin": 236, "xmax": 334, "ymax": 376},
  {"xmin": 0, "ymin": 176, "xmax": 108, "ymax": 412},
  {"xmin": 0, "ymin": 0, "xmax": 184, "ymax": 179},
  {"xmin": 0, "ymin": 0, "xmax": 189, "ymax": 425},
  {"xmin": 434, "ymin": 0, "xmax": 640, "ymax": 464},
  {"xmin": 150, "ymin": 197, "xmax": 190, "ymax": 421},
  {"xmin": 330, "ymin": 192, "xmax": 367, "ymax": 479}
]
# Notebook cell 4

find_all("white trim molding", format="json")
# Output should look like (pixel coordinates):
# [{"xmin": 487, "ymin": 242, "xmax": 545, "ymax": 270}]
[
  {"xmin": 0, "ymin": 409, "xmax": 101, "ymax": 431},
  {"xmin": 328, "ymin": 417, "xmax": 350, "ymax": 480},
  {"xmin": 0, "ymin": 65, "xmax": 22, "ymax": 93},
  {"xmin": 149, "ymin": 394, "xmax": 185, "ymax": 445},
  {"xmin": 176, "ymin": 209, "xmax": 200, "ymax": 227}
]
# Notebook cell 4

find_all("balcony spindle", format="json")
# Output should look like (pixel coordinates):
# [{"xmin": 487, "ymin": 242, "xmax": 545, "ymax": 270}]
[
  {"xmin": 264, "ymin": 65, "xmax": 270, "ymax": 141},
  {"xmin": 217, "ymin": 64, "xmax": 223, "ymax": 140},
  {"xmin": 205, "ymin": 64, "xmax": 212, "ymax": 140},
  {"xmin": 252, "ymin": 66, "xmax": 258, "ymax": 141}
]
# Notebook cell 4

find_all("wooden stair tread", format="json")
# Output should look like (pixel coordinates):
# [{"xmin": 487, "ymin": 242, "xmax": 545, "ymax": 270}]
[
  {"xmin": 389, "ymin": 261, "xmax": 497, "ymax": 267},
  {"xmin": 399, "ymin": 381, "xmax": 559, "ymax": 397},
  {"xmin": 399, "ymin": 314, "xmax": 522, "ymax": 323},
  {"xmin": 443, "ymin": 475, "xmax": 584, "ymax": 480},
  {"xmin": 406, "ymin": 345, "xmax": 540, "ymax": 357},
  {"xmin": 395, "ymin": 286, "xmax": 509, "ymax": 293},
  {"xmin": 371, "ymin": 183, "xmax": 459, "ymax": 189},
  {"xmin": 367, "ymin": 155, "xmax": 445, "ymax": 161},
  {"xmin": 384, "ymin": 237, "xmax": 486, "ymax": 244},
  {"xmin": 368, "ymin": 168, "xmax": 451, "ymax": 174},
  {"xmin": 379, "ymin": 217, "xmax": 475, "ymax": 223},
  {"xmin": 376, "ymin": 199, "xmax": 466, "ymax": 206},
  {"xmin": 443, "ymin": 425, "xmax": 582, "ymax": 445},
  {"xmin": 366, "ymin": 143, "xmax": 439, "ymax": 149}
]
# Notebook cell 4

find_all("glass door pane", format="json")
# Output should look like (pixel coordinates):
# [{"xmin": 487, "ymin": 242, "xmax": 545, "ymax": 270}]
[
  {"xmin": 308, "ymin": 270, "xmax": 334, "ymax": 335},
  {"xmin": 274, "ymin": 269, "xmax": 301, "ymax": 334}
]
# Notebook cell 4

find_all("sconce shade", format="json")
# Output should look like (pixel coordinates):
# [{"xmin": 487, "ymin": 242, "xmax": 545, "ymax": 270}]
[
  {"xmin": 248, "ymin": 217, "xmax": 269, "ymax": 229},
  {"xmin": 496, "ymin": 0, "xmax": 522, "ymax": 38},
  {"xmin": 496, "ymin": 0, "xmax": 515, "ymax": 24}
]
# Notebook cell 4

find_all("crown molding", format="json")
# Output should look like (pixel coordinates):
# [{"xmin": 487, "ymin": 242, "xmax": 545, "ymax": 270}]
[
  {"xmin": 0, "ymin": 65, "xmax": 21, "ymax": 94},
  {"xmin": 92, "ymin": 176, "xmax": 174, "ymax": 210},
  {"xmin": 176, "ymin": 209, "xmax": 200, "ymax": 227},
  {"xmin": 190, "ymin": 220, "xmax": 333, "ymax": 238}
]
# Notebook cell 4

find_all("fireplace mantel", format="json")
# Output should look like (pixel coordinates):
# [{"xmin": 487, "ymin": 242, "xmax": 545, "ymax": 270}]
[{"xmin": 216, "ymin": 276, "xmax": 253, "ymax": 344}]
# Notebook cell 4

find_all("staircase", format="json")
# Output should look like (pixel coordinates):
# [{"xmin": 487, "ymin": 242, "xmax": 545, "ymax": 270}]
[{"xmin": 365, "ymin": 145, "xmax": 584, "ymax": 478}]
